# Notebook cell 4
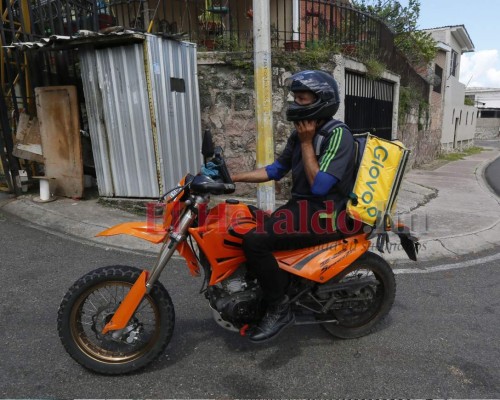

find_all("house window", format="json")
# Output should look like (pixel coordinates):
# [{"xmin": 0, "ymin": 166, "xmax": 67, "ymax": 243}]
[
  {"xmin": 480, "ymin": 110, "xmax": 498, "ymax": 118},
  {"xmin": 450, "ymin": 50, "xmax": 458, "ymax": 77},
  {"xmin": 434, "ymin": 64, "xmax": 443, "ymax": 93}
]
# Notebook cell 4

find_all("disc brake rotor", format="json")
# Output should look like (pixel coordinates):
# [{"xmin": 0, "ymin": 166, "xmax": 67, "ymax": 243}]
[{"xmin": 71, "ymin": 281, "xmax": 160, "ymax": 362}]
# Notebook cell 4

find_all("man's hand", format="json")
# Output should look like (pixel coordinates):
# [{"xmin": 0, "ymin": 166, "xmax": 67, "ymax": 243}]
[
  {"xmin": 294, "ymin": 120, "xmax": 320, "ymax": 186},
  {"xmin": 231, "ymin": 168, "xmax": 270, "ymax": 183},
  {"xmin": 295, "ymin": 120, "xmax": 317, "ymax": 143}
]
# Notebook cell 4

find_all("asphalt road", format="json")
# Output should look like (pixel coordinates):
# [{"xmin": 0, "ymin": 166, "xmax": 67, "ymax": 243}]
[
  {"xmin": 476, "ymin": 139, "xmax": 500, "ymax": 195},
  {"xmin": 1, "ymin": 210, "xmax": 499, "ymax": 398}
]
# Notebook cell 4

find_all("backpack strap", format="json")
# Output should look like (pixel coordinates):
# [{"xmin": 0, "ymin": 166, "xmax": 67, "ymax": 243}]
[
  {"xmin": 319, "ymin": 119, "xmax": 349, "ymax": 137},
  {"xmin": 316, "ymin": 119, "xmax": 349, "ymax": 156},
  {"xmin": 295, "ymin": 120, "xmax": 350, "ymax": 157}
]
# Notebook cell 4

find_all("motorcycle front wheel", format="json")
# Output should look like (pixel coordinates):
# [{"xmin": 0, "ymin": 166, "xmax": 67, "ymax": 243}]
[
  {"xmin": 57, "ymin": 265, "xmax": 175, "ymax": 374},
  {"xmin": 320, "ymin": 251, "xmax": 396, "ymax": 339}
]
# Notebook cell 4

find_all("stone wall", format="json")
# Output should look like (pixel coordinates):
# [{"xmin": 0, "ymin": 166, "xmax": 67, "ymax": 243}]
[
  {"xmin": 198, "ymin": 52, "xmax": 338, "ymax": 200},
  {"xmin": 397, "ymin": 104, "xmax": 440, "ymax": 168},
  {"xmin": 197, "ymin": 52, "xmax": 441, "ymax": 200},
  {"xmin": 476, "ymin": 118, "xmax": 500, "ymax": 139}
]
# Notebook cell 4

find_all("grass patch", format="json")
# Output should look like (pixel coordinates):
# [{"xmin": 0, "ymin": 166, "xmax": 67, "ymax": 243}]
[{"xmin": 439, "ymin": 146, "xmax": 483, "ymax": 161}]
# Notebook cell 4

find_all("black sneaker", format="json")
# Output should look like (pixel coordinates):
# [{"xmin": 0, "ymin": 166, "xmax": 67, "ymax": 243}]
[{"xmin": 248, "ymin": 298, "xmax": 295, "ymax": 343}]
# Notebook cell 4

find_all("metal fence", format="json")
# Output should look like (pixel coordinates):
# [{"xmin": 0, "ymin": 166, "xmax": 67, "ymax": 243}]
[
  {"xmin": 93, "ymin": 0, "xmax": 385, "ymax": 54},
  {"xmin": 345, "ymin": 71, "xmax": 394, "ymax": 140},
  {"xmin": 2, "ymin": 0, "xmax": 392, "ymax": 51}
]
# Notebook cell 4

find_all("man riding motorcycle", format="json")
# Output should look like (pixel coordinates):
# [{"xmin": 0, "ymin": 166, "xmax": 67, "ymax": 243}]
[{"xmin": 231, "ymin": 70, "xmax": 358, "ymax": 342}]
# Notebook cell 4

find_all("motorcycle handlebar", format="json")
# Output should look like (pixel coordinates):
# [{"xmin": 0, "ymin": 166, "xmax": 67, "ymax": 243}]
[
  {"xmin": 197, "ymin": 181, "xmax": 236, "ymax": 195},
  {"xmin": 213, "ymin": 146, "xmax": 233, "ymax": 184}
]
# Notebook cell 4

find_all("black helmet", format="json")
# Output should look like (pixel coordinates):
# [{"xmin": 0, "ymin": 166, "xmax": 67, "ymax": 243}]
[{"xmin": 285, "ymin": 70, "xmax": 340, "ymax": 121}]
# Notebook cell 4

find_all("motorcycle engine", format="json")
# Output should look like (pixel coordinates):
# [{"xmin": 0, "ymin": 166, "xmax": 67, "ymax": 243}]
[{"xmin": 209, "ymin": 267, "xmax": 262, "ymax": 330}]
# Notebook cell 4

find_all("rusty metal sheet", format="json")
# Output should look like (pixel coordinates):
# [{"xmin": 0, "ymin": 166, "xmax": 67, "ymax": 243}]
[{"xmin": 35, "ymin": 86, "xmax": 83, "ymax": 198}]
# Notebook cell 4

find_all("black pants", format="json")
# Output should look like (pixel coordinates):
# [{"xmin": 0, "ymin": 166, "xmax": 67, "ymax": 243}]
[{"xmin": 242, "ymin": 198, "xmax": 346, "ymax": 304}]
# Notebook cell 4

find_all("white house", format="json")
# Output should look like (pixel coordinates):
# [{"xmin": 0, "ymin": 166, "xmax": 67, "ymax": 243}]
[
  {"xmin": 424, "ymin": 25, "xmax": 476, "ymax": 151},
  {"xmin": 465, "ymin": 87, "xmax": 500, "ymax": 138},
  {"xmin": 465, "ymin": 87, "xmax": 500, "ymax": 108}
]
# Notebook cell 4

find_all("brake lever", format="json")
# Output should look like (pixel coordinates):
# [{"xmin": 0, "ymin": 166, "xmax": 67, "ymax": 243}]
[{"xmin": 212, "ymin": 146, "xmax": 233, "ymax": 184}]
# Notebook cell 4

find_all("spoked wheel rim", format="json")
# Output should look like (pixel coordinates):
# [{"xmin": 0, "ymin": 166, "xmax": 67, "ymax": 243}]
[
  {"xmin": 331, "ymin": 267, "xmax": 384, "ymax": 328},
  {"xmin": 70, "ymin": 281, "xmax": 161, "ymax": 364}
]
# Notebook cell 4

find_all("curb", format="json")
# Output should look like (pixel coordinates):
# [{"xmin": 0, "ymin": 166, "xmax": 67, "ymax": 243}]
[
  {"xmin": 2, "ymin": 196, "xmax": 160, "ymax": 256},
  {"xmin": 385, "ymin": 150, "xmax": 500, "ymax": 264},
  {"xmin": 476, "ymin": 151, "xmax": 500, "ymax": 202}
]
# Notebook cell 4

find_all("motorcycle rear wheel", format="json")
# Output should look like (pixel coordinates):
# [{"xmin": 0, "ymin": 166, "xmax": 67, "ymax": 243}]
[
  {"xmin": 57, "ymin": 265, "xmax": 174, "ymax": 374},
  {"xmin": 321, "ymin": 251, "xmax": 395, "ymax": 339}
]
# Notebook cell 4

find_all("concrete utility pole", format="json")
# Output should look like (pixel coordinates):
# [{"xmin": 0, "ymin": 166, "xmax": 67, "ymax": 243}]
[{"xmin": 253, "ymin": 0, "xmax": 275, "ymax": 212}]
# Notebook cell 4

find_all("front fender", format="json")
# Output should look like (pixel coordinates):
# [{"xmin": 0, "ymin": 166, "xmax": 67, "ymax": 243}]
[{"xmin": 97, "ymin": 222, "xmax": 167, "ymax": 244}]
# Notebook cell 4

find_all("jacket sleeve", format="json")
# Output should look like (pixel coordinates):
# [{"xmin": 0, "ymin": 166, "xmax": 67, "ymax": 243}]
[
  {"xmin": 317, "ymin": 126, "xmax": 354, "ymax": 181},
  {"xmin": 265, "ymin": 132, "xmax": 295, "ymax": 180}
]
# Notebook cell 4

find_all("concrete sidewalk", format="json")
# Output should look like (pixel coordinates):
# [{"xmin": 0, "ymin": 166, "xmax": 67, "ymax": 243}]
[
  {"xmin": 387, "ymin": 147, "xmax": 500, "ymax": 262},
  {"xmin": 1, "ymin": 146, "xmax": 499, "ymax": 263}
]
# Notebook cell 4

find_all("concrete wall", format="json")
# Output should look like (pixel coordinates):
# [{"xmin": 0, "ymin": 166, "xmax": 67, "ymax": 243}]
[
  {"xmin": 426, "ymin": 27, "xmax": 477, "ymax": 150},
  {"xmin": 476, "ymin": 117, "xmax": 500, "ymax": 139},
  {"xmin": 429, "ymin": 30, "xmax": 447, "ymax": 46},
  {"xmin": 429, "ymin": 50, "xmax": 446, "ymax": 137},
  {"xmin": 437, "ymin": 35, "xmax": 476, "ymax": 149},
  {"xmin": 441, "ymin": 78, "xmax": 477, "ymax": 149}
]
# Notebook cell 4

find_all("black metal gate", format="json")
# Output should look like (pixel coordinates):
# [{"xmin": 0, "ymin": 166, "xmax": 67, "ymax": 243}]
[{"xmin": 344, "ymin": 71, "xmax": 394, "ymax": 140}]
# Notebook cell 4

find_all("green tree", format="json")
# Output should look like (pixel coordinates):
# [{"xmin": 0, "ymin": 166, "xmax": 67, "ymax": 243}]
[{"xmin": 353, "ymin": 0, "xmax": 436, "ymax": 65}]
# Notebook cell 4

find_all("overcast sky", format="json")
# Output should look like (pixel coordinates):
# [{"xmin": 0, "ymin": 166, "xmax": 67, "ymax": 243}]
[{"xmin": 399, "ymin": 0, "xmax": 500, "ymax": 88}]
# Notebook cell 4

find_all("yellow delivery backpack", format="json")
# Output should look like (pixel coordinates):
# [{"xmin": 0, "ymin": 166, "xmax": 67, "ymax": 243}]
[{"xmin": 347, "ymin": 133, "xmax": 410, "ymax": 227}]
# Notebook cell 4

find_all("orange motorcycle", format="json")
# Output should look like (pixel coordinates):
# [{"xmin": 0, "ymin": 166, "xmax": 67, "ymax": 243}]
[{"xmin": 57, "ymin": 133, "xmax": 418, "ymax": 375}]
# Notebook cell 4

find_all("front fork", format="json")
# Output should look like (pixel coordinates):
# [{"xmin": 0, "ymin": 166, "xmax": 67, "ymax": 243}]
[{"xmin": 102, "ymin": 196, "xmax": 205, "ymax": 335}]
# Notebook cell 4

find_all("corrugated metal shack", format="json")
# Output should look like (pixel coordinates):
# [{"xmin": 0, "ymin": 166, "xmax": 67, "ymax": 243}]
[
  {"xmin": 10, "ymin": 32, "xmax": 202, "ymax": 198},
  {"xmin": 81, "ymin": 33, "xmax": 202, "ymax": 198}
]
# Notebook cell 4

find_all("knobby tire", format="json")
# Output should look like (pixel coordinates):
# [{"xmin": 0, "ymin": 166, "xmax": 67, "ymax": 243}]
[
  {"xmin": 321, "ymin": 251, "xmax": 396, "ymax": 339},
  {"xmin": 57, "ymin": 265, "xmax": 175, "ymax": 374}
]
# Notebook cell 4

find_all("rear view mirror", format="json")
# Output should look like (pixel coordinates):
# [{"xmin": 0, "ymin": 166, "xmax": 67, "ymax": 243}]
[{"xmin": 201, "ymin": 129, "xmax": 215, "ymax": 163}]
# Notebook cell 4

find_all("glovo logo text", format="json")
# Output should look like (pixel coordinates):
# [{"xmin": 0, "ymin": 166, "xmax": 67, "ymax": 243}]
[{"xmin": 360, "ymin": 145, "xmax": 388, "ymax": 217}]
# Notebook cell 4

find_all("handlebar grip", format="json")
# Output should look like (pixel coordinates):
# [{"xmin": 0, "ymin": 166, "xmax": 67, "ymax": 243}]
[{"xmin": 213, "ymin": 146, "xmax": 233, "ymax": 184}]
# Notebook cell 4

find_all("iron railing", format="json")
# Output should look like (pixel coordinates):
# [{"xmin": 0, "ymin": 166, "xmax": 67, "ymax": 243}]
[{"xmin": 2, "ymin": 0, "xmax": 391, "ymax": 51}]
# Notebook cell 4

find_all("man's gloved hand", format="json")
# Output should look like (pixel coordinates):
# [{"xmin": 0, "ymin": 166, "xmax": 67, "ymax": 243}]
[{"xmin": 201, "ymin": 161, "xmax": 220, "ymax": 178}]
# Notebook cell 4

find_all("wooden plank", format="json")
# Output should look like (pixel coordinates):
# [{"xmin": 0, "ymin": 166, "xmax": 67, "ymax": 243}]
[{"xmin": 35, "ymin": 86, "xmax": 83, "ymax": 198}]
